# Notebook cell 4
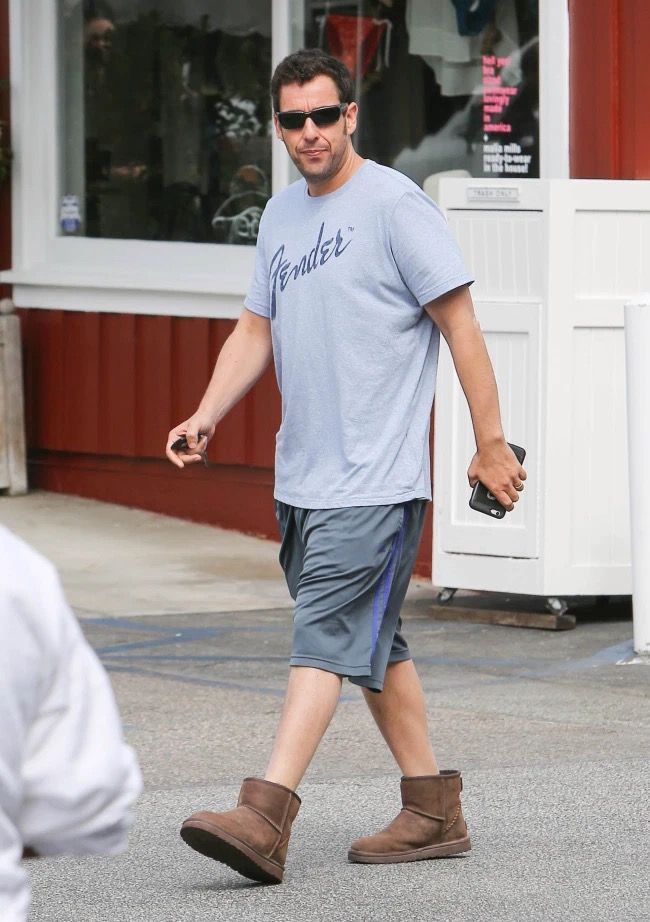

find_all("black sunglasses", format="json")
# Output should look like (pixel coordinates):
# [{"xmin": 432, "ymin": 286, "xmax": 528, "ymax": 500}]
[{"xmin": 276, "ymin": 103, "xmax": 348, "ymax": 131}]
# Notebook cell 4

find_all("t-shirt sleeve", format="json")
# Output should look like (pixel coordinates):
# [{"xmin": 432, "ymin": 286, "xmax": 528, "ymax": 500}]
[
  {"xmin": 244, "ymin": 209, "xmax": 271, "ymax": 318},
  {"xmin": 389, "ymin": 189, "xmax": 474, "ymax": 307}
]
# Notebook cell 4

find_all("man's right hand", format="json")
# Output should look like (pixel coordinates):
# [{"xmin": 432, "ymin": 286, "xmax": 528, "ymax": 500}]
[
  {"xmin": 165, "ymin": 309, "xmax": 272, "ymax": 470},
  {"xmin": 166, "ymin": 416, "xmax": 215, "ymax": 469}
]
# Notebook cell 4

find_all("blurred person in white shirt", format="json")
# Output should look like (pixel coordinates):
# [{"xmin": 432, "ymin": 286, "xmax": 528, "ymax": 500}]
[{"xmin": 0, "ymin": 525, "xmax": 142, "ymax": 922}]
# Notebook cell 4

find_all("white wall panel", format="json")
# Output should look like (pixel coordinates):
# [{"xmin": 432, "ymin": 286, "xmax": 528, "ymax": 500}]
[
  {"xmin": 448, "ymin": 212, "xmax": 545, "ymax": 301},
  {"xmin": 439, "ymin": 303, "xmax": 540, "ymax": 559},
  {"xmin": 574, "ymin": 211, "xmax": 650, "ymax": 297},
  {"xmin": 435, "ymin": 178, "xmax": 650, "ymax": 599},
  {"xmin": 570, "ymin": 328, "xmax": 630, "ymax": 567}
]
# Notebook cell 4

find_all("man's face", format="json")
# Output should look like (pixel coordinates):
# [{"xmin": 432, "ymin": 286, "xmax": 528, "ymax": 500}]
[
  {"xmin": 274, "ymin": 75, "xmax": 358, "ymax": 188},
  {"xmin": 84, "ymin": 17, "xmax": 115, "ymax": 64}
]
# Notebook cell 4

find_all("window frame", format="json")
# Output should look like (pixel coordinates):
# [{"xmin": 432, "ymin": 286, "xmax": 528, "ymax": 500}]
[{"xmin": 2, "ymin": 0, "xmax": 568, "ymax": 318}]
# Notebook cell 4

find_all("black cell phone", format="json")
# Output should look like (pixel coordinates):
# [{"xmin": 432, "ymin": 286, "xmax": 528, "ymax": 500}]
[
  {"xmin": 469, "ymin": 442, "xmax": 526, "ymax": 519},
  {"xmin": 171, "ymin": 434, "xmax": 207, "ymax": 451},
  {"xmin": 171, "ymin": 434, "xmax": 209, "ymax": 466}
]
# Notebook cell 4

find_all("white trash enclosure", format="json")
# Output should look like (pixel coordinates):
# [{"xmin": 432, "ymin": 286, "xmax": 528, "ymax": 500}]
[{"xmin": 433, "ymin": 179, "xmax": 650, "ymax": 612}]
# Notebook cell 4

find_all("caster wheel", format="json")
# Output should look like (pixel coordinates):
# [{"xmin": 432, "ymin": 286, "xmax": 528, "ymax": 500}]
[
  {"xmin": 546, "ymin": 597, "xmax": 568, "ymax": 616},
  {"xmin": 437, "ymin": 587, "xmax": 457, "ymax": 605}
]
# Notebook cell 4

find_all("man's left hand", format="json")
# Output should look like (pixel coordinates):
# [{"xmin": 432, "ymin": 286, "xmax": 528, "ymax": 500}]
[{"xmin": 467, "ymin": 440, "xmax": 527, "ymax": 512}]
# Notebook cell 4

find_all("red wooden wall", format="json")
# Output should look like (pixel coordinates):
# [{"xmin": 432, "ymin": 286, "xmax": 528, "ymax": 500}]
[
  {"xmin": 20, "ymin": 311, "xmax": 279, "ymax": 534},
  {"xmin": 570, "ymin": 0, "xmax": 650, "ymax": 179},
  {"xmin": 6, "ymin": 0, "xmax": 650, "ymax": 578}
]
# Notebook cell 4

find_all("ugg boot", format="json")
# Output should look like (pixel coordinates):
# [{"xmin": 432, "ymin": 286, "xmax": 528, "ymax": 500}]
[
  {"xmin": 180, "ymin": 777, "xmax": 301, "ymax": 883},
  {"xmin": 348, "ymin": 771, "xmax": 471, "ymax": 864}
]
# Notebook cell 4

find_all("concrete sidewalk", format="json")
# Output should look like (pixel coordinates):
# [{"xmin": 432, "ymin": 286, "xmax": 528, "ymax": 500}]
[
  {"xmin": 0, "ymin": 490, "xmax": 294, "ymax": 615},
  {"xmin": 0, "ymin": 491, "xmax": 437, "ymax": 616},
  {"xmin": 1, "ymin": 491, "xmax": 649, "ymax": 922}
]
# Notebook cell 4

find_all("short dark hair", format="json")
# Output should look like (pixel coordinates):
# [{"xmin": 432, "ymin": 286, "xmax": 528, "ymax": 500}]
[
  {"xmin": 83, "ymin": 0, "xmax": 115, "ymax": 23},
  {"xmin": 271, "ymin": 49, "xmax": 354, "ymax": 113}
]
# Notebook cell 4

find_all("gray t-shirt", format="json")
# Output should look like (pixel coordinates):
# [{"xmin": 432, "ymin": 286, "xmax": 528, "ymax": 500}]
[{"xmin": 244, "ymin": 160, "xmax": 472, "ymax": 509}]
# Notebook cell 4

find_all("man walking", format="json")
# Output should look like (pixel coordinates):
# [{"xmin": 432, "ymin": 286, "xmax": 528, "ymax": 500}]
[{"xmin": 166, "ymin": 48, "xmax": 526, "ymax": 884}]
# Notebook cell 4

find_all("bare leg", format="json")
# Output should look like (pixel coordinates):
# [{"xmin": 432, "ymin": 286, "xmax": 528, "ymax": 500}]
[
  {"xmin": 362, "ymin": 659, "xmax": 439, "ymax": 776},
  {"xmin": 264, "ymin": 666, "xmax": 342, "ymax": 790}
]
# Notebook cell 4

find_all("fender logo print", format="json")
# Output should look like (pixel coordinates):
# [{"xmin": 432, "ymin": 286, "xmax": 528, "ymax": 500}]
[{"xmin": 269, "ymin": 222, "xmax": 352, "ymax": 318}]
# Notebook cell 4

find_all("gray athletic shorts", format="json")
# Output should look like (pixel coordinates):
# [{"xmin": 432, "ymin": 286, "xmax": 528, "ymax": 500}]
[{"xmin": 275, "ymin": 499, "xmax": 428, "ymax": 692}]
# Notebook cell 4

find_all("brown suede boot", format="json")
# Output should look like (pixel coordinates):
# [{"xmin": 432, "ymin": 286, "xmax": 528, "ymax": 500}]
[
  {"xmin": 348, "ymin": 771, "xmax": 471, "ymax": 864},
  {"xmin": 180, "ymin": 778, "xmax": 301, "ymax": 883}
]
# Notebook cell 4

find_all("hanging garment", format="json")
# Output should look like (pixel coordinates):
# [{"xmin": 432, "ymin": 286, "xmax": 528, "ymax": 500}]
[
  {"xmin": 352, "ymin": 0, "xmax": 431, "ymax": 167},
  {"xmin": 406, "ymin": 0, "xmax": 519, "ymax": 96},
  {"xmin": 323, "ymin": 14, "xmax": 392, "ymax": 79},
  {"xmin": 450, "ymin": 0, "xmax": 499, "ymax": 36}
]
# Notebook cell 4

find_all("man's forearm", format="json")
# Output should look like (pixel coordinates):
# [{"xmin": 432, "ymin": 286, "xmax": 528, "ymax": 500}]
[
  {"xmin": 425, "ymin": 286, "xmax": 524, "ymax": 507},
  {"xmin": 197, "ymin": 312, "xmax": 273, "ymax": 427},
  {"xmin": 445, "ymin": 318, "xmax": 505, "ymax": 449}
]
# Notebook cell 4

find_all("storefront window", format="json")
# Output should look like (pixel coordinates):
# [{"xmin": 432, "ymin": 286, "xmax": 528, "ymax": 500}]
[
  {"xmin": 58, "ymin": 1, "xmax": 272, "ymax": 244},
  {"xmin": 293, "ymin": 0, "xmax": 539, "ymax": 185}
]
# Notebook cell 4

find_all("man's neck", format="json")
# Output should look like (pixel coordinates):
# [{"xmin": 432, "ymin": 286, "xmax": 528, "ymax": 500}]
[{"xmin": 306, "ymin": 151, "xmax": 366, "ymax": 198}]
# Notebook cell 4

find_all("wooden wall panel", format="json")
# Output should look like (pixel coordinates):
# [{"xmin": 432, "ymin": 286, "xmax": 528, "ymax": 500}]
[
  {"xmin": 21, "ymin": 310, "xmax": 67, "ymax": 451},
  {"xmin": 570, "ymin": 0, "xmax": 650, "ymax": 179},
  {"xmin": 28, "ymin": 453, "xmax": 279, "ymax": 540},
  {"xmin": 61, "ymin": 311, "xmax": 101, "ymax": 452},
  {"xmin": 569, "ymin": 0, "xmax": 620, "ymax": 178},
  {"xmin": 619, "ymin": 0, "xmax": 650, "ymax": 178},
  {"xmin": 135, "ymin": 314, "xmax": 173, "ymax": 457},
  {"xmin": 19, "ymin": 311, "xmax": 256, "ymax": 463},
  {"xmin": 419, "ymin": 502, "xmax": 433, "ymax": 577},
  {"xmin": 170, "ymin": 316, "xmax": 211, "ymax": 423},
  {"xmin": 99, "ymin": 313, "xmax": 136, "ymax": 455},
  {"xmin": 19, "ymin": 314, "xmax": 34, "ymax": 448},
  {"xmin": 208, "ymin": 319, "xmax": 248, "ymax": 465},
  {"xmin": 248, "ymin": 365, "xmax": 281, "ymax": 469}
]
